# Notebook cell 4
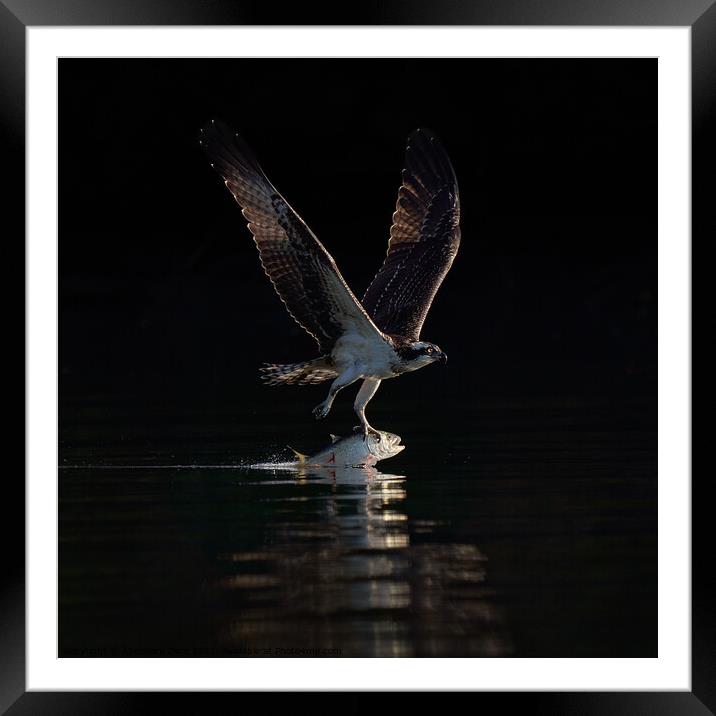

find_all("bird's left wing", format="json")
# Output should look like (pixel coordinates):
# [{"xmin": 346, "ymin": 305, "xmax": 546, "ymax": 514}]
[
  {"xmin": 362, "ymin": 129, "xmax": 460, "ymax": 341},
  {"xmin": 200, "ymin": 120, "xmax": 385, "ymax": 353}
]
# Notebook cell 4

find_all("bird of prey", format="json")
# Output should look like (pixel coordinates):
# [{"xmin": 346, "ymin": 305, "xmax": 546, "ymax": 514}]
[{"xmin": 200, "ymin": 120, "xmax": 460, "ymax": 437}]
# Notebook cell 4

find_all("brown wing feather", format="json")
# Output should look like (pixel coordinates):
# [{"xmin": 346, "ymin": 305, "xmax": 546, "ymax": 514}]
[
  {"xmin": 200, "ymin": 120, "xmax": 384, "ymax": 353},
  {"xmin": 362, "ymin": 128, "xmax": 460, "ymax": 341}
]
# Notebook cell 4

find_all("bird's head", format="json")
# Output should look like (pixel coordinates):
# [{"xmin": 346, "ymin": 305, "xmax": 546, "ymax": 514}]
[{"xmin": 398, "ymin": 341, "xmax": 447, "ymax": 370}]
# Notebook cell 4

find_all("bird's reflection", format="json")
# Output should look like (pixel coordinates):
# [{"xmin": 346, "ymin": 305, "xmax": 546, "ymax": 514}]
[{"xmin": 211, "ymin": 463, "xmax": 511, "ymax": 656}]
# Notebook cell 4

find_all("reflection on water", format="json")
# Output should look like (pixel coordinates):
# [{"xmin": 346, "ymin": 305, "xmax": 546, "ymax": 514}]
[
  {"xmin": 59, "ymin": 396, "xmax": 657, "ymax": 657},
  {"xmin": 210, "ymin": 467, "xmax": 510, "ymax": 657}
]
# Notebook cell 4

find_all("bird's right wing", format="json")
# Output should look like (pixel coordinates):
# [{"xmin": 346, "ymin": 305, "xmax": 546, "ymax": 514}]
[
  {"xmin": 200, "ymin": 120, "xmax": 385, "ymax": 353},
  {"xmin": 361, "ymin": 129, "xmax": 460, "ymax": 341}
]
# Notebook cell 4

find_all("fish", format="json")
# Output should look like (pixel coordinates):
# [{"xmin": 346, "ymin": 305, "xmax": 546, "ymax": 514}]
[{"xmin": 289, "ymin": 430, "xmax": 405, "ymax": 468}]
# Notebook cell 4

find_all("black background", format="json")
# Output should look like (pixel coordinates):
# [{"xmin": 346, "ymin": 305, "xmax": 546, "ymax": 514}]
[{"xmin": 59, "ymin": 58, "xmax": 656, "ymax": 420}]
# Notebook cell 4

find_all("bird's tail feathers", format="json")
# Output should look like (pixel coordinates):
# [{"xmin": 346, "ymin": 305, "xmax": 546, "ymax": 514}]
[{"xmin": 260, "ymin": 357, "xmax": 337, "ymax": 386}]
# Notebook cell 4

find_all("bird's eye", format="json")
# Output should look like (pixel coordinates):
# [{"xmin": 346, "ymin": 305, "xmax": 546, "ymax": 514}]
[{"xmin": 426, "ymin": 347, "xmax": 434, "ymax": 354}]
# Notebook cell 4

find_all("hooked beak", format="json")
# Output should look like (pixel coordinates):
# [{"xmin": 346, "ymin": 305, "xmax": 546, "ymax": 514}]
[{"xmin": 440, "ymin": 352, "xmax": 448, "ymax": 364}]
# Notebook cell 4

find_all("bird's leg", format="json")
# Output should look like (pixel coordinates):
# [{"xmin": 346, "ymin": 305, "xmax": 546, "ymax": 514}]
[
  {"xmin": 353, "ymin": 378, "xmax": 382, "ymax": 440},
  {"xmin": 312, "ymin": 368, "xmax": 360, "ymax": 420}
]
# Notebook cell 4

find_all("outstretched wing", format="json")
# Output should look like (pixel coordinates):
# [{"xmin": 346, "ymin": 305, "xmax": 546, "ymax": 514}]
[
  {"xmin": 200, "ymin": 120, "xmax": 385, "ymax": 353},
  {"xmin": 362, "ymin": 128, "xmax": 460, "ymax": 341}
]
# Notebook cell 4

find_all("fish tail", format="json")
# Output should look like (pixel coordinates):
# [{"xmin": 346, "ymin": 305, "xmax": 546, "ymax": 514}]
[
  {"xmin": 287, "ymin": 446, "xmax": 309, "ymax": 464},
  {"xmin": 260, "ymin": 357, "xmax": 337, "ymax": 386}
]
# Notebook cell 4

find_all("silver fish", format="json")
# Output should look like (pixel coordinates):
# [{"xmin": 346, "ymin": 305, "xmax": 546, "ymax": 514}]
[{"xmin": 290, "ymin": 431, "xmax": 405, "ymax": 467}]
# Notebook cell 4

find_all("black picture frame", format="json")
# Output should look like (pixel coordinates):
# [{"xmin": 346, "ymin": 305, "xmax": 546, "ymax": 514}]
[{"xmin": 6, "ymin": 0, "xmax": 710, "ymax": 711}]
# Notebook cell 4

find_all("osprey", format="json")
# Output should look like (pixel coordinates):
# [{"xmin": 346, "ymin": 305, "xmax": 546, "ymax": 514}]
[{"xmin": 200, "ymin": 120, "xmax": 460, "ymax": 437}]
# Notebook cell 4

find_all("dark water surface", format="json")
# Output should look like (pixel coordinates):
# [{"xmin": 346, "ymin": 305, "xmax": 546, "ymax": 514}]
[{"xmin": 59, "ymin": 395, "xmax": 656, "ymax": 657}]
